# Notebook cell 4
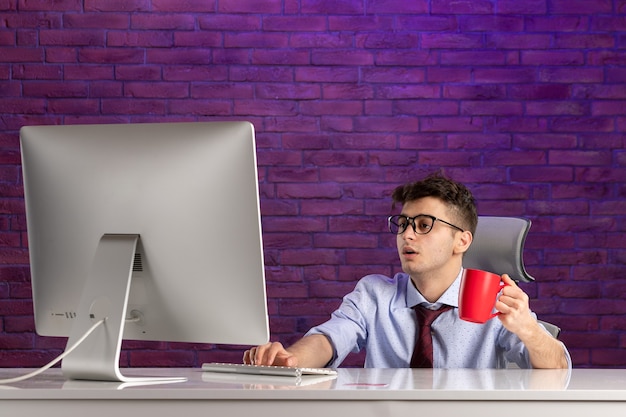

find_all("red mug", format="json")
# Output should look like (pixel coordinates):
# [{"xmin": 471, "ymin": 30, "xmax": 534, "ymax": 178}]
[{"xmin": 458, "ymin": 269, "xmax": 509, "ymax": 324}]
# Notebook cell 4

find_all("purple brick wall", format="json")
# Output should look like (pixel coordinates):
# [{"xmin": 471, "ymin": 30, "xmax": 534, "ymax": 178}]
[{"xmin": 1, "ymin": 0, "xmax": 625, "ymax": 369}]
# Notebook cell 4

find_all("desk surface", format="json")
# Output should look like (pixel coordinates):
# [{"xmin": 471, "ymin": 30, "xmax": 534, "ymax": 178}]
[
  {"xmin": 1, "ymin": 368, "xmax": 625, "ymax": 417},
  {"xmin": 1, "ymin": 367, "xmax": 625, "ymax": 399}
]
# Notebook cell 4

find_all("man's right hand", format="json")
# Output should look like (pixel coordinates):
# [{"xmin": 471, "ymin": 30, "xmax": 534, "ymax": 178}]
[{"xmin": 243, "ymin": 342, "xmax": 298, "ymax": 367}]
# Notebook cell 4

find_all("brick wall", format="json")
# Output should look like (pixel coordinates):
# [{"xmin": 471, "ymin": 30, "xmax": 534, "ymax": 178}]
[{"xmin": 1, "ymin": 0, "xmax": 625, "ymax": 369}]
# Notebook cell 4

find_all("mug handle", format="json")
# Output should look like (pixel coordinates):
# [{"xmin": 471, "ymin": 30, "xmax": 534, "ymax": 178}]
[{"xmin": 488, "ymin": 281, "xmax": 511, "ymax": 320}]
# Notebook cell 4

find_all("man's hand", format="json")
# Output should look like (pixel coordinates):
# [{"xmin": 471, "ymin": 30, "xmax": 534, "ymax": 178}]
[
  {"xmin": 496, "ymin": 274, "xmax": 536, "ymax": 338},
  {"xmin": 496, "ymin": 274, "xmax": 569, "ymax": 369},
  {"xmin": 242, "ymin": 335, "xmax": 333, "ymax": 368},
  {"xmin": 243, "ymin": 342, "xmax": 298, "ymax": 367}
]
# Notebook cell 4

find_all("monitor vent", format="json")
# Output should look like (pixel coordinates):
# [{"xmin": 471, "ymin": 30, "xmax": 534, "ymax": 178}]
[{"xmin": 133, "ymin": 253, "xmax": 143, "ymax": 272}]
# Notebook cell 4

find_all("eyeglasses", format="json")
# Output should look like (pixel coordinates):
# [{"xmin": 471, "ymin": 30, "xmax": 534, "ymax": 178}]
[{"xmin": 387, "ymin": 214, "xmax": 464, "ymax": 235}]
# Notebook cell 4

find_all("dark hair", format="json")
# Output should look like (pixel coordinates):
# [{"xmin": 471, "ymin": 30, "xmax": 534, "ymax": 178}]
[{"xmin": 391, "ymin": 172, "xmax": 478, "ymax": 235}]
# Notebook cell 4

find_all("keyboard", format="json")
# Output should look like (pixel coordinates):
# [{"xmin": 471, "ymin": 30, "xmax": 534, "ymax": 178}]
[{"xmin": 201, "ymin": 362, "xmax": 338, "ymax": 378}]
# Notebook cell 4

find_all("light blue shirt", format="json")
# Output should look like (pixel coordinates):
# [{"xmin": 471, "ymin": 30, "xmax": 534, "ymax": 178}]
[{"xmin": 306, "ymin": 269, "xmax": 572, "ymax": 369}]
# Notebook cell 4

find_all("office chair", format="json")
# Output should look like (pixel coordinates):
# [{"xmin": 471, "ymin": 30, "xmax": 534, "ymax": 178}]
[{"xmin": 463, "ymin": 216, "xmax": 561, "ymax": 339}]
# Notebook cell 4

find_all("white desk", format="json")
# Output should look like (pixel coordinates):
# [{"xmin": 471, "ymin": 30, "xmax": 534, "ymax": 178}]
[{"xmin": 1, "ymin": 368, "xmax": 625, "ymax": 417}]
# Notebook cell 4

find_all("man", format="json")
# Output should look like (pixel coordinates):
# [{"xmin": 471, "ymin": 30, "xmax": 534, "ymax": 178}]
[{"xmin": 244, "ymin": 173, "xmax": 570, "ymax": 369}]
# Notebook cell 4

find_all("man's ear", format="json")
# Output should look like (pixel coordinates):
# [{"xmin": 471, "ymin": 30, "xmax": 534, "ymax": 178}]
[{"xmin": 454, "ymin": 230, "xmax": 473, "ymax": 254}]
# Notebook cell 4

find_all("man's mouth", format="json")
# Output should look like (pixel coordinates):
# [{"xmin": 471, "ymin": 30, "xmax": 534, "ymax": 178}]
[{"xmin": 402, "ymin": 246, "xmax": 417, "ymax": 255}]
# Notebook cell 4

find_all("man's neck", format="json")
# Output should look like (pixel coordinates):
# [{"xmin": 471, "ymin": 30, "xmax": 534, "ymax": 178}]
[{"xmin": 411, "ymin": 263, "xmax": 461, "ymax": 303}]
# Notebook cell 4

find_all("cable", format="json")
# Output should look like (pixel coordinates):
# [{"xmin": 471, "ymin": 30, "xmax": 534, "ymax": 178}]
[{"xmin": 0, "ymin": 318, "xmax": 106, "ymax": 385}]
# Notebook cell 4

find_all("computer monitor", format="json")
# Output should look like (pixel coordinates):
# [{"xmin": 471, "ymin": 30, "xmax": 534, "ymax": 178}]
[{"xmin": 20, "ymin": 121, "xmax": 269, "ymax": 383}]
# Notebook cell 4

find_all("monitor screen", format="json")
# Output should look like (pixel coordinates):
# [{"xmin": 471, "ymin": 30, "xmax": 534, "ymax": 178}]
[{"xmin": 20, "ymin": 121, "xmax": 269, "ymax": 383}]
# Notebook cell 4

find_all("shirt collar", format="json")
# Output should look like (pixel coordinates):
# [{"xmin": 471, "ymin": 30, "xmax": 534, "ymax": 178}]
[{"xmin": 406, "ymin": 268, "xmax": 463, "ymax": 309}]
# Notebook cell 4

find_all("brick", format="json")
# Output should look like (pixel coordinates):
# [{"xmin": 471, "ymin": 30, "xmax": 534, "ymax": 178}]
[
  {"xmin": 64, "ymin": 13, "xmax": 129, "ymax": 29},
  {"xmin": 397, "ymin": 100, "xmax": 458, "ymax": 116},
  {"xmin": 549, "ymin": 150, "xmax": 612, "ymax": 166},
  {"xmin": 576, "ymin": 167, "xmax": 626, "ymax": 183},
  {"xmin": 318, "ymin": 234, "xmax": 379, "ymax": 252},
  {"xmin": 101, "ymin": 98, "xmax": 166, "ymax": 115},
  {"xmin": 198, "ymin": 15, "xmax": 261, "ymax": 32},
  {"xmin": 461, "ymin": 101, "xmax": 523, "ymax": 116},
  {"xmin": 421, "ymin": 117, "xmax": 483, "ymax": 132},
  {"xmin": 460, "ymin": 16, "xmax": 524, "ymax": 32},
  {"xmin": 474, "ymin": 68, "xmax": 536, "ymax": 83},
  {"xmin": 365, "ymin": 0, "xmax": 428, "ymax": 14},
  {"xmin": 365, "ymin": 100, "xmax": 393, "ymax": 115},
  {"xmin": 521, "ymin": 51, "xmax": 584, "ymax": 65},
  {"xmin": 591, "ymin": 16, "xmax": 626, "ymax": 32},
  {"xmin": 312, "ymin": 49, "xmax": 374, "ymax": 66},
  {"xmin": 592, "ymin": 101, "xmax": 626, "ymax": 116},
  {"xmin": 378, "ymin": 50, "xmax": 438, "ymax": 67},
  {"xmin": 431, "ymin": 0, "xmax": 494, "ymax": 14},
  {"xmin": 217, "ymin": 0, "xmax": 282, "ymax": 14},
  {"xmin": 108, "ymin": 31, "xmax": 175, "ymax": 48},
  {"xmin": 257, "ymin": 83, "xmax": 321, "ymax": 99},
  {"xmin": 12, "ymin": 64, "xmax": 63, "ymax": 80},
  {"xmin": 146, "ymin": 48, "xmax": 212, "ymax": 65},
  {"xmin": 551, "ymin": 0, "xmax": 613, "ymax": 14},
  {"xmin": 19, "ymin": 0, "xmax": 81, "ymax": 12},
  {"xmin": 552, "ymin": 117, "xmax": 614, "ymax": 133},
  {"xmin": 575, "ymin": 83, "xmax": 626, "ymax": 99},
  {"xmin": 79, "ymin": 48, "xmax": 144, "ymax": 64},
  {"xmin": 225, "ymin": 32, "xmax": 289, "ymax": 48},
  {"xmin": 539, "ymin": 67, "xmax": 604, "ymax": 83},
  {"xmin": 124, "ymin": 82, "xmax": 189, "ymax": 98},
  {"xmin": 376, "ymin": 85, "xmax": 438, "ymax": 99},
  {"xmin": 426, "ymin": 67, "xmax": 472, "ymax": 83},
  {"xmin": 510, "ymin": 84, "xmax": 572, "ymax": 100},
  {"xmin": 487, "ymin": 33, "xmax": 552, "ymax": 49},
  {"xmin": 588, "ymin": 51, "xmax": 626, "ymax": 66},
  {"xmin": 131, "ymin": 14, "xmax": 195, "ymax": 30},
  {"xmin": 555, "ymin": 34, "xmax": 615, "ymax": 49},
  {"xmin": 85, "ymin": 0, "xmax": 151, "ymax": 12},
  {"xmin": 510, "ymin": 167, "xmax": 574, "ymax": 182},
  {"xmin": 441, "ymin": 51, "xmax": 507, "ymax": 65},
  {"xmin": 164, "ymin": 66, "xmax": 228, "ymax": 82},
  {"xmin": 263, "ymin": 16, "xmax": 327, "ymax": 32},
  {"xmin": 300, "ymin": 100, "xmax": 362, "ymax": 116},
  {"xmin": 526, "ymin": 101, "xmax": 588, "ymax": 116},
  {"xmin": 290, "ymin": 33, "xmax": 354, "ymax": 48},
  {"xmin": 418, "ymin": 151, "xmax": 478, "ymax": 166},
  {"xmin": 48, "ymin": 98, "xmax": 100, "ymax": 114},
  {"xmin": 362, "ymin": 67, "xmax": 426, "ymax": 84},
  {"xmin": 277, "ymin": 183, "xmax": 342, "ymax": 199},
  {"xmin": 497, "ymin": 0, "xmax": 547, "ymax": 14},
  {"xmin": 264, "ymin": 116, "xmax": 319, "ymax": 132},
  {"xmin": 40, "ymin": 29, "xmax": 105, "ymax": 46},
  {"xmin": 234, "ymin": 99, "xmax": 297, "ymax": 116},
  {"xmin": 252, "ymin": 49, "xmax": 311, "ymax": 65},
  {"xmin": 526, "ymin": 16, "xmax": 589, "ymax": 32},
  {"xmin": 168, "ymin": 99, "xmax": 231, "ymax": 116},
  {"xmin": 551, "ymin": 184, "xmax": 611, "ymax": 200},
  {"xmin": 329, "ymin": 16, "xmax": 396, "ymax": 32},
  {"xmin": 421, "ymin": 33, "xmax": 483, "ymax": 49},
  {"xmin": 357, "ymin": 33, "xmax": 420, "ymax": 50},
  {"xmin": 301, "ymin": 0, "xmax": 364, "ymax": 14},
  {"xmin": 444, "ymin": 85, "xmax": 506, "ymax": 100},
  {"xmin": 151, "ymin": 0, "xmax": 217, "ymax": 13},
  {"xmin": 0, "ymin": 47, "xmax": 43, "ymax": 63}
]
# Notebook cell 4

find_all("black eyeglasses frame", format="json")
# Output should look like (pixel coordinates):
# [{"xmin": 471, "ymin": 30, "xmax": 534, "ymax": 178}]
[{"xmin": 387, "ymin": 214, "xmax": 465, "ymax": 235}]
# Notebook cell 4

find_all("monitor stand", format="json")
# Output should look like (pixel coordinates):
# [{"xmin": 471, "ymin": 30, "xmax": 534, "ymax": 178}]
[{"xmin": 61, "ymin": 234, "xmax": 186, "ymax": 383}]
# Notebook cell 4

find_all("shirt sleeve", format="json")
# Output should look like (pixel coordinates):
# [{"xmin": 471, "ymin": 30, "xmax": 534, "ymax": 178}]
[{"xmin": 304, "ymin": 276, "xmax": 380, "ymax": 367}]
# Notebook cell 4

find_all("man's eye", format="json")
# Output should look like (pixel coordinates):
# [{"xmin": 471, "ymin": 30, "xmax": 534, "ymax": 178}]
[
  {"xmin": 417, "ymin": 221, "xmax": 431, "ymax": 231},
  {"xmin": 395, "ymin": 217, "xmax": 408, "ymax": 226}
]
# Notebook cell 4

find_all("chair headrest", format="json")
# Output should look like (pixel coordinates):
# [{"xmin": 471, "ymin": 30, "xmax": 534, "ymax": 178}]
[{"xmin": 463, "ymin": 216, "xmax": 535, "ymax": 282}]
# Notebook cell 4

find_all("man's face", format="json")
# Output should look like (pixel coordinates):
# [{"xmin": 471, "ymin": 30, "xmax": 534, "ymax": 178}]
[{"xmin": 395, "ymin": 197, "xmax": 462, "ymax": 278}]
